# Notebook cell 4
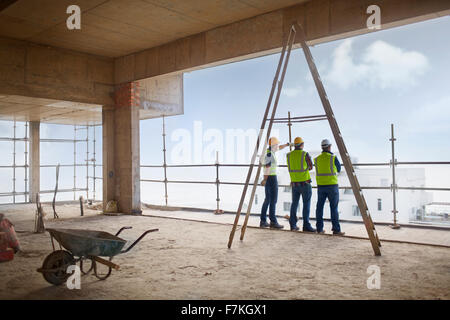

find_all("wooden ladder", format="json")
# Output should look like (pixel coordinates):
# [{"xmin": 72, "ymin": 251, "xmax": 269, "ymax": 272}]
[{"xmin": 228, "ymin": 23, "xmax": 381, "ymax": 256}]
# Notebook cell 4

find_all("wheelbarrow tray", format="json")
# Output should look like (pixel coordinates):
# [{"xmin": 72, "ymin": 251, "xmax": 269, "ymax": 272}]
[{"xmin": 46, "ymin": 228, "xmax": 126, "ymax": 257}]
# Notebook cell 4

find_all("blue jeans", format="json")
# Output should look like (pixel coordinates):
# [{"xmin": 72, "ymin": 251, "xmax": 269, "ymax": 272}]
[
  {"xmin": 290, "ymin": 183, "xmax": 312, "ymax": 229},
  {"xmin": 261, "ymin": 175, "xmax": 278, "ymax": 224},
  {"xmin": 315, "ymin": 185, "xmax": 341, "ymax": 232}
]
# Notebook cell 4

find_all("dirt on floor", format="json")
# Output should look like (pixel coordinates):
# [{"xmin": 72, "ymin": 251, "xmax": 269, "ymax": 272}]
[{"xmin": 0, "ymin": 203, "xmax": 449, "ymax": 300}]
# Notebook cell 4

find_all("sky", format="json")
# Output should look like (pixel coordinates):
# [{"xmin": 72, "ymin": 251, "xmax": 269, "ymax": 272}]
[
  {"xmin": 142, "ymin": 15, "xmax": 450, "ymax": 165},
  {"xmin": 0, "ymin": 15, "xmax": 449, "ymax": 207}
]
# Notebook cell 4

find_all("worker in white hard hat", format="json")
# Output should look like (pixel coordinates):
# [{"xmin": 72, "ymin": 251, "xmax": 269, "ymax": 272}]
[
  {"xmin": 285, "ymin": 137, "xmax": 316, "ymax": 232},
  {"xmin": 313, "ymin": 139, "xmax": 345, "ymax": 236},
  {"xmin": 260, "ymin": 137, "xmax": 289, "ymax": 229}
]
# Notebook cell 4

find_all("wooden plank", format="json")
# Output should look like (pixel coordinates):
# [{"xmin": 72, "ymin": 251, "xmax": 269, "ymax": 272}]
[{"xmin": 92, "ymin": 256, "xmax": 120, "ymax": 270}]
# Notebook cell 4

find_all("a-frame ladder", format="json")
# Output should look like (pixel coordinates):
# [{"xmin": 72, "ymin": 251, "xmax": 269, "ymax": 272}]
[{"xmin": 228, "ymin": 23, "xmax": 381, "ymax": 256}]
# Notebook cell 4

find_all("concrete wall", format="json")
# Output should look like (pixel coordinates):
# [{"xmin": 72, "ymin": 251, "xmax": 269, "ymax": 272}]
[
  {"xmin": 0, "ymin": 37, "xmax": 114, "ymax": 106},
  {"xmin": 114, "ymin": 0, "xmax": 450, "ymax": 84}
]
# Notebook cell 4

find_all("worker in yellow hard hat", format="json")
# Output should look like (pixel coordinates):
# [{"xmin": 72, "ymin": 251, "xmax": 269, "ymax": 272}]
[
  {"xmin": 260, "ymin": 136, "xmax": 289, "ymax": 229},
  {"xmin": 286, "ymin": 137, "xmax": 315, "ymax": 232}
]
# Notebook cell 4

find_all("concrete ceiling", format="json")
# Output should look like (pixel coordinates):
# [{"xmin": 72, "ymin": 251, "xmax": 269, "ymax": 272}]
[
  {"xmin": 0, "ymin": 0, "xmax": 309, "ymax": 58},
  {"xmin": 0, "ymin": 91, "xmax": 180, "ymax": 125},
  {"xmin": 0, "ymin": 94, "xmax": 103, "ymax": 125}
]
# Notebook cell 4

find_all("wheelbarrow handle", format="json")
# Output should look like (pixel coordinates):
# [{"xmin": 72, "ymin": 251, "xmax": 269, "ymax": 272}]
[
  {"xmin": 115, "ymin": 226, "xmax": 132, "ymax": 236},
  {"xmin": 120, "ymin": 229, "xmax": 159, "ymax": 254}
]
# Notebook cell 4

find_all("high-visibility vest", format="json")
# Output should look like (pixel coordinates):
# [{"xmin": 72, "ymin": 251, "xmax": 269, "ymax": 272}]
[
  {"xmin": 286, "ymin": 149, "xmax": 311, "ymax": 182},
  {"xmin": 314, "ymin": 152, "xmax": 338, "ymax": 185},
  {"xmin": 264, "ymin": 149, "xmax": 277, "ymax": 176}
]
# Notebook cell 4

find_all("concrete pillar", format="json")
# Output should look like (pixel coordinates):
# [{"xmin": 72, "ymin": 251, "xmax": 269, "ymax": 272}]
[
  {"xmin": 102, "ymin": 82, "xmax": 141, "ymax": 214},
  {"xmin": 29, "ymin": 121, "xmax": 40, "ymax": 203}
]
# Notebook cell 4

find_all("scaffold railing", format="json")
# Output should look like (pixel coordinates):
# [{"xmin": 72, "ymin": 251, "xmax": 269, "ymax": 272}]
[{"xmin": 0, "ymin": 121, "xmax": 100, "ymax": 204}]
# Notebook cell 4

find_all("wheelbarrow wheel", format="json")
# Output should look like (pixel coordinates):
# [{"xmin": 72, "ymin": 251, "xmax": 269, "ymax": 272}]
[
  {"xmin": 41, "ymin": 250, "xmax": 75, "ymax": 285},
  {"xmin": 79, "ymin": 258, "xmax": 94, "ymax": 275},
  {"xmin": 93, "ymin": 259, "xmax": 112, "ymax": 280}
]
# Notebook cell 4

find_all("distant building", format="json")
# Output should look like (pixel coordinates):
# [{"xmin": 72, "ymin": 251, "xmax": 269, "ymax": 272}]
[{"xmin": 423, "ymin": 202, "xmax": 450, "ymax": 225}]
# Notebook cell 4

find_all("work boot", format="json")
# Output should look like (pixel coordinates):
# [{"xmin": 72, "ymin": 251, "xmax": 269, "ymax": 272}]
[
  {"xmin": 270, "ymin": 222, "xmax": 284, "ymax": 229},
  {"xmin": 260, "ymin": 221, "xmax": 270, "ymax": 228},
  {"xmin": 290, "ymin": 226, "xmax": 300, "ymax": 231},
  {"xmin": 317, "ymin": 229, "xmax": 325, "ymax": 234},
  {"xmin": 333, "ymin": 231, "xmax": 345, "ymax": 236},
  {"xmin": 303, "ymin": 226, "xmax": 316, "ymax": 233}
]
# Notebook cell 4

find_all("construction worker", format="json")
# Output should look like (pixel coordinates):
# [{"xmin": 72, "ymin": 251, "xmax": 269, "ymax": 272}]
[
  {"xmin": 314, "ymin": 139, "xmax": 345, "ymax": 236},
  {"xmin": 286, "ymin": 137, "xmax": 316, "ymax": 232},
  {"xmin": 260, "ymin": 137, "xmax": 289, "ymax": 229}
]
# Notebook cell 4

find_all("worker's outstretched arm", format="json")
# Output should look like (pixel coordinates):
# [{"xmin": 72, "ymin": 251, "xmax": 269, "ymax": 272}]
[{"xmin": 278, "ymin": 143, "xmax": 290, "ymax": 150}]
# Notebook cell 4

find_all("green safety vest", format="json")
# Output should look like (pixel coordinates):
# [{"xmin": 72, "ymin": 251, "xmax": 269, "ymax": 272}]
[
  {"xmin": 314, "ymin": 152, "xmax": 338, "ymax": 185},
  {"xmin": 286, "ymin": 149, "xmax": 311, "ymax": 182},
  {"xmin": 264, "ymin": 149, "xmax": 277, "ymax": 176}
]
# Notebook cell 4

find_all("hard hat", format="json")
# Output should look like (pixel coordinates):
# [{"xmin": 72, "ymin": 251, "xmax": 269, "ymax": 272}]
[
  {"xmin": 321, "ymin": 139, "xmax": 331, "ymax": 148},
  {"xmin": 268, "ymin": 137, "xmax": 280, "ymax": 146},
  {"xmin": 294, "ymin": 137, "xmax": 304, "ymax": 145}
]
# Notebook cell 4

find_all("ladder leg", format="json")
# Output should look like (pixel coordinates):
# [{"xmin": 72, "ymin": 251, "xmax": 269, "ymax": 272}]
[
  {"xmin": 240, "ymin": 30, "xmax": 297, "ymax": 241},
  {"xmin": 294, "ymin": 23, "xmax": 381, "ymax": 256},
  {"xmin": 227, "ymin": 26, "xmax": 296, "ymax": 248}
]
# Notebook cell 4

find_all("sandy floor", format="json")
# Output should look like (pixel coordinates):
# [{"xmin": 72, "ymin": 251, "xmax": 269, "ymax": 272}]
[{"xmin": 0, "ymin": 203, "xmax": 449, "ymax": 300}]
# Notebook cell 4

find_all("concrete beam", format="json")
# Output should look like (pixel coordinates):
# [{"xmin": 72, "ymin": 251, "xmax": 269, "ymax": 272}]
[
  {"xmin": 114, "ymin": 0, "xmax": 450, "ymax": 84},
  {"xmin": 28, "ymin": 121, "xmax": 39, "ymax": 203},
  {"xmin": 0, "ymin": 37, "xmax": 115, "ymax": 106}
]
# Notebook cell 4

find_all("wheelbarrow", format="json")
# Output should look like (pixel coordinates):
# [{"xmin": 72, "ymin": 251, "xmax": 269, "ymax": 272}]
[{"xmin": 37, "ymin": 226, "xmax": 158, "ymax": 285}]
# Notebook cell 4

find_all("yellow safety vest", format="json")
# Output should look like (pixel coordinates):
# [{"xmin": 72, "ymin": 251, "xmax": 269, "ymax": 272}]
[
  {"xmin": 286, "ymin": 149, "xmax": 311, "ymax": 182},
  {"xmin": 264, "ymin": 149, "xmax": 277, "ymax": 176},
  {"xmin": 314, "ymin": 152, "xmax": 338, "ymax": 185}
]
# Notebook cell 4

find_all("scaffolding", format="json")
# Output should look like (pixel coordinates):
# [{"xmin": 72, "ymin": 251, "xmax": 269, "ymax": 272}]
[
  {"xmin": 0, "ymin": 121, "xmax": 100, "ymax": 204},
  {"xmin": 141, "ymin": 120, "xmax": 450, "ymax": 227}
]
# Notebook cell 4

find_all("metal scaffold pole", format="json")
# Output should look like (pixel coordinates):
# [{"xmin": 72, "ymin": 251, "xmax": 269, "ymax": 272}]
[
  {"xmin": 86, "ymin": 124, "xmax": 89, "ymax": 201},
  {"xmin": 73, "ymin": 125, "xmax": 76, "ymax": 201},
  {"xmin": 288, "ymin": 111, "xmax": 292, "ymax": 151},
  {"xmin": 86, "ymin": 124, "xmax": 89, "ymax": 200},
  {"xmin": 390, "ymin": 124, "xmax": 400, "ymax": 229},
  {"xmin": 93, "ymin": 125, "xmax": 96, "ymax": 201},
  {"xmin": 24, "ymin": 121, "xmax": 28, "ymax": 203},
  {"xmin": 13, "ymin": 120, "xmax": 16, "ymax": 203},
  {"xmin": 214, "ymin": 151, "xmax": 223, "ymax": 214},
  {"xmin": 162, "ymin": 115, "xmax": 168, "ymax": 206}
]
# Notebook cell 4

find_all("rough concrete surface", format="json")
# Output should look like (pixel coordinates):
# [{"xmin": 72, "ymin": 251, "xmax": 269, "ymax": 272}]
[{"xmin": 0, "ymin": 203, "xmax": 449, "ymax": 300}]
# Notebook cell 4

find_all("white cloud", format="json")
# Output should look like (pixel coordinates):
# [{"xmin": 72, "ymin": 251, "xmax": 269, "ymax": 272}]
[{"xmin": 325, "ymin": 39, "xmax": 429, "ymax": 90}]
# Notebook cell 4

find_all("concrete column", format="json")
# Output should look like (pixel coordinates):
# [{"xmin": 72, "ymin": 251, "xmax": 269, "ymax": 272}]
[
  {"xmin": 115, "ymin": 101, "xmax": 141, "ymax": 214},
  {"xmin": 102, "ymin": 82, "xmax": 141, "ymax": 214},
  {"xmin": 29, "ymin": 121, "xmax": 40, "ymax": 203}
]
